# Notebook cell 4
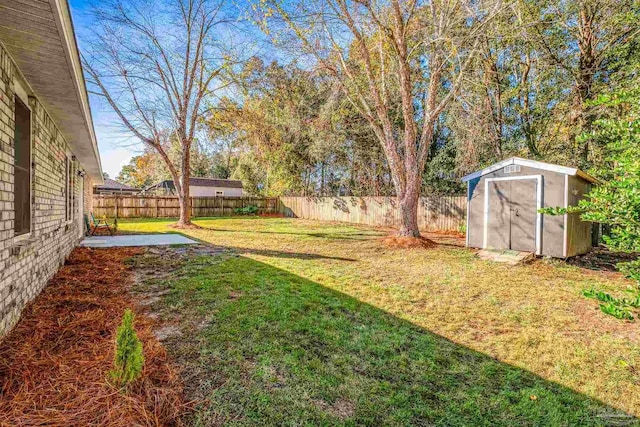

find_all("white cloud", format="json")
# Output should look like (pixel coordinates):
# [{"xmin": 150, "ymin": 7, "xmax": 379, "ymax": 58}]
[{"xmin": 100, "ymin": 148, "xmax": 135, "ymax": 179}]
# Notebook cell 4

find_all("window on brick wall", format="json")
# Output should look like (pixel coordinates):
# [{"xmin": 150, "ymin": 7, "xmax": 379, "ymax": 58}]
[
  {"xmin": 65, "ymin": 156, "xmax": 73, "ymax": 221},
  {"xmin": 14, "ymin": 96, "xmax": 31, "ymax": 236}
]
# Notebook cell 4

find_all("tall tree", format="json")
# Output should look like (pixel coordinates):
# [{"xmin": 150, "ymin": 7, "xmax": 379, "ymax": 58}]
[
  {"xmin": 82, "ymin": 0, "xmax": 230, "ymax": 226},
  {"xmin": 255, "ymin": 0, "xmax": 503, "ymax": 237},
  {"xmin": 526, "ymin": 0, "xmax": 639, "ymax": 167},
  {"xmin": 116, "ymin": 154, "xmax": 157, "ymax": 189}
]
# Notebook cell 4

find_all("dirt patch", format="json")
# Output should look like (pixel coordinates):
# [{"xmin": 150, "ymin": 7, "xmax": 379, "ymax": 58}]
[
  {"xmin": 229, "ymin": 290, "xmax": 243, "ymax": 300},
  {"xmin": 168, "ymin": 222, "xmax": 202, "ymax": 230},
  {"xmin": 259, "ymin": 213, "xmax": 285, "ymax": 218},
  {"xmin": 154, "ymin": 325, "xmax": 184, "ymax": 341},
  {"xmin": 313, "ymin": 398, "xmax": 356, "ymax": 420},
  {"xmin": 381, "ymin": 235, "xmax": 438, "ymax": 249},
  {"xmin": 429, "ymin": 229, "xmax": 466, "ymax": 239},
  {"xmin": 0, "ymin": 247, "xmax": 186, "ymax": 427},
  {"xmin": 568, "ymin": 247, "xmax": 640, "ymax": 273}
]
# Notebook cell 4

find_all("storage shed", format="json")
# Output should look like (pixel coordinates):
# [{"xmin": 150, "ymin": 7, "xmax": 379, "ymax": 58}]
[{"xmin": 461, "ymin": 157, "xmax": 599, "ymax": 258}]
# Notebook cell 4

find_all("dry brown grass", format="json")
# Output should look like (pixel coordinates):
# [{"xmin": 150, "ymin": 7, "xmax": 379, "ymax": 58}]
[{"xmin": 0, "ymin": 247, "xmax": 186, "ymax": 427}]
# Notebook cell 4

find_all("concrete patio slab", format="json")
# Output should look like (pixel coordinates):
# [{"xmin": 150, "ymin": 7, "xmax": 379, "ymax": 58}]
[
  {"xmin": 477, "ymin": 249, "xmax": 535, "ymax": 265},
  {"xmin": 81, "ymin": 234, "xmax": 198, "ymax": 248}
]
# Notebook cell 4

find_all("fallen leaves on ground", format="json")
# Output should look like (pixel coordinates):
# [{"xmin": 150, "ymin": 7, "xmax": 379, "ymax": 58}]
[{"xmin": 0, "ymin": 247, "xmax": 186, "ymax": 427}]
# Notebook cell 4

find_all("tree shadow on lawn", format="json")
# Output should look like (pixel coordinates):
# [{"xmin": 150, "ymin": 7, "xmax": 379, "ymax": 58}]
[
  {"xmin": 143, "ymin": 253, "xmax": 638, "ymax": 427},
  {"xmin": 116, "ymin": 219, "xmax": 383, "ymax": 241},
  {"xmin": 197, "ymin": 226, "xmax": 386, "ymax": 241},
  {"xmin": 228, "ymin": 246, "xmax": 357, "ymax": 261}
]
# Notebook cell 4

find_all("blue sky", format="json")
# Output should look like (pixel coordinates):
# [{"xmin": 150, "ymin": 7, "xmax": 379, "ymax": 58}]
[
  {"xmin": 70, "ymin": 0, "xmax": 142, "ymax": 178},
  {"xmin": 69, "ymin": 0, "xmax": 281, "ymax": 179}
]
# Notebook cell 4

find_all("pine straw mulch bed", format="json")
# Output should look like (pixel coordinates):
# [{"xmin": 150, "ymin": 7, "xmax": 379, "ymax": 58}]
[
  {"xmin": 381, "ymin": 235, "xmax": 438, "ymax": 249},
  {"xmin": 0, "ymin": 247, "xmax": 186, "ymax": 427}
]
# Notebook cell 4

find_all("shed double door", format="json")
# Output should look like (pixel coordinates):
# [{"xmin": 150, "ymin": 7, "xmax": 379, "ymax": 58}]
[{"xmin": 486, "ymin": 179, "xmax": 537, "ymax": 252}]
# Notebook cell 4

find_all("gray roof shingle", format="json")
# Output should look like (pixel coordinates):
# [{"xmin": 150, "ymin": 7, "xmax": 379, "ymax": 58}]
[
  {"xmin": 150, "ymin": 178, "xmax": 244, "ymax": 190},
  {"xmin": 96, "ymin": 178, "xmax": 138, "ymax": 191}
]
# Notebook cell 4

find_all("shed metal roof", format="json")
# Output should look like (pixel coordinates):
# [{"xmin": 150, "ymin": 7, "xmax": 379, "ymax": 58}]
[{"xmin": 461, "ymin": 157, "xmax": 599, "ymax": 184}]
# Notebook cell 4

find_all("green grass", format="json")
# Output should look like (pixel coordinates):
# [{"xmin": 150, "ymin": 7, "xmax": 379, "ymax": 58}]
[{"xmin": 123, "ymin": 217, "xmax": 640, "ymax": 425}]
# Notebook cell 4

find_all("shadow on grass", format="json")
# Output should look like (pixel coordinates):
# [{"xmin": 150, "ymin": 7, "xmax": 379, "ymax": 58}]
[
  {"xmin": 228, "ymin": 246, "xmax": 357, "ymax": 261},
  {"xmin": 198, "ymin": 226, "xmax": 385, "ymax": 241},
  {"xmin": 140, "ymin": 252, "xmax": 637, "ymax": 427},
  {"xmin": 116, "ymin": 218, "xmax": 382, "ymax": 241}
]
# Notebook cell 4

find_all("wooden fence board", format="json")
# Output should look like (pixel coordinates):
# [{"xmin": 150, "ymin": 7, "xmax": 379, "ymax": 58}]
[
  {"xmin": 277, "ymin": 196, "xmax": 466, "ymax": 231},
  {"xmin": 92, "ymin": 194, "xmax": 465, "ymax": 231},
  {"xmin": 92, "ymin": 195, "xmax": 278, "ymax": 219}
]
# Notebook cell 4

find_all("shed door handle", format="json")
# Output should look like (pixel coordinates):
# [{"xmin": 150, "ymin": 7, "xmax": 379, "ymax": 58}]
[{"xmin": 514, "ymin": 208, "xmax": 519, "ymax": 217}]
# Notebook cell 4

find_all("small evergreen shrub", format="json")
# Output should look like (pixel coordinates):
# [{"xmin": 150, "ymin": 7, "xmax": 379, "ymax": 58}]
[{"xmin": 109, "ymin": 309, "xmax": 144, "ymax": 388}]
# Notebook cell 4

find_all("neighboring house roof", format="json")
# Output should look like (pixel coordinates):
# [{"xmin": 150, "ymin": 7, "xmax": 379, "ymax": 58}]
[
  {"xmin": 145, "ymin": 178, "xmax": 244, "ymax": 192},
  {"xmin": 189, "ymin": 177, "xmax": 244, "ymax": 188},
  {"xmin": 0, "ymin": 0, "xmax": 103, "ymax": 183},
  {"xmin": 460, "ymin": 157, "xmax": 599, "ymax": 184},
  {"xmin": 95, "ymin": 178, "xmax": 138, "ymax": 192}
]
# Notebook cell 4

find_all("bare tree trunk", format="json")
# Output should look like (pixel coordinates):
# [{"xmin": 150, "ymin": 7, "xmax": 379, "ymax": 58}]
[
  {"xmin": 398, "ymin": 191, "xmax": 420, "ymax": 237},
  {"xmin": 176, "ymin": 142, "xmax": 192, "ymax": 226},
  {"xmin": 395, "ymin": 180, "xmax": 422, "ymax": 237}
]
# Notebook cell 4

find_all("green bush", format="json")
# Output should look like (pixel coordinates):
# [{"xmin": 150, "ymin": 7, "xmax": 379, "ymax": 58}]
[
  {"xmin": 542, "ymin": 90, "xmax": 640, "ymax": 321},
  {"xmin": 234, "ymin": 205, "xmax": 258, "ymax": 215},
  {"xmin": 583, "ymin": 287, "xmax": 637, "ymax": 320},
  {"xmin": 109, "ymin": 309, "xmax": 144, "ymax": 388}
]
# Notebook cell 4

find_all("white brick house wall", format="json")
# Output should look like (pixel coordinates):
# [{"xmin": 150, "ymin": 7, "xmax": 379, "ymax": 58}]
[{"xmin": 0, "ymin": 44, "xmax": 87, "ymax": 337}]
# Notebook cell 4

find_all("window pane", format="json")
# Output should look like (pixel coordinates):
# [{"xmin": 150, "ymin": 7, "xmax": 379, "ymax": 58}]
[
  {"xmin": 65, "ymin": 157, "xmax": 70, "ymax": 221},
  {"xmin": 14, "ymin": 98, "xmax": 30, "ymax": 168},
  {"xmin": 14, "ymin": 97, "xmax": 31, "ymax": 235},
  {"xmin": 14, "ymin": 167, "xmax": 30, "ymax": 235}
]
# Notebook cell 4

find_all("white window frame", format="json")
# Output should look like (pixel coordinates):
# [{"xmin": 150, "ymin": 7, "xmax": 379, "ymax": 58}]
[
  {"xmin": 13, "ymin": 87, "xmax": 33, "ymax": 242},
  {"xmin": 215, "ymin": 190, "xmax": 224, "ymax": 197},
  {"xmin": 483, "ymin": 175, "xmax": 543, "ymax": 255}
]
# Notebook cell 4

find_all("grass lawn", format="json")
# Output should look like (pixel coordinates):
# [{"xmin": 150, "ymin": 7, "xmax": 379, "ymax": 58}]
[{"xmin": 121, "ymin": 217, "xmax": 640, "ymax": 426}]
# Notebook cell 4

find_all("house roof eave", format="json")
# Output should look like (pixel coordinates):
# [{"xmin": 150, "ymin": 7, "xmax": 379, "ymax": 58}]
[{"xmin": 0, "ymin": 0, "xmax": 103, "ymax": 183}]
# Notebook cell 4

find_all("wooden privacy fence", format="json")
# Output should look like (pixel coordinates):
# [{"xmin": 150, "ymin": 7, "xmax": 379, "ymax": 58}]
[
  {"xmin": 92, "ymin": 194, "xmax": 466, "ymax": 231},
  {"xmin": 277, "ymin": 196, "xmax": 466, "ymax": 231},
  {"xmin": 92, "ymin": 195, "xmax": 279, "ymax": 218}
]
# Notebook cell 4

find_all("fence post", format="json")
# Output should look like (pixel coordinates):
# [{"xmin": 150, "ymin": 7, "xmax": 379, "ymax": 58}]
[
  {"xmin": 114, "ymin": 195, "xmax": 118, "ymax": 219},
  {"xmin": 155, "ymin": 197, "xmax": 159, "ymax": 217}
]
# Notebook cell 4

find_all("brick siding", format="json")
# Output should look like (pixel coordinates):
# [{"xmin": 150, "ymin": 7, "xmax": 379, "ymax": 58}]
[
  {"xmin": 0, "ymin": 44, "xmax": 89, "ymax": 337},
  {"xmin": 84, "ymin": 174, "xmax": 94, "ymax": 214}
]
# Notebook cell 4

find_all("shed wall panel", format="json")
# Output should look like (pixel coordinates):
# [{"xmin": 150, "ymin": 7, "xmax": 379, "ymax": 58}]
[
  {"xmin": 467, "ymin": 165, "xmax": 566, "ymax": 257},
  {"xmin": 566, "ymin": 176, "xmax": 593, "ymax": 257}
]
